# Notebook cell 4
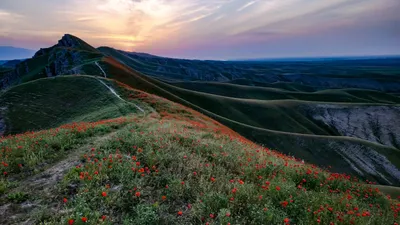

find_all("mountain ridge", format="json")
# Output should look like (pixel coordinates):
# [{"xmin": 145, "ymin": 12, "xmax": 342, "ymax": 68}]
[{"xmin": 0, "ymin": 46, "xmax": 36, "ymax": 60}]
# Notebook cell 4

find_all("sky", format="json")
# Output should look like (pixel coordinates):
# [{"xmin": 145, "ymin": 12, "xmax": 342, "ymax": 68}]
[{"xmin": 0, "ymin": 0, "xmax": 399, "ymax": 59}]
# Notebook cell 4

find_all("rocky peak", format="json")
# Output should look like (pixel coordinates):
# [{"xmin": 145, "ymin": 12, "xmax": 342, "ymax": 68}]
[{"xmin": 57, "ymin": 34, "xmax": 82, "ymax": 48}]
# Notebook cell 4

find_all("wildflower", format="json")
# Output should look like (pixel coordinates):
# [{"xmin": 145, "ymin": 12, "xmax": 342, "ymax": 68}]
[
  {"xmin": 276, "ymin": 186, "xmax": 281, "ymax": 191},
  {"xmin": 210, "ymin": 214, "xmax": 215, "ymax": 219},
  {"xmin": 101, "ymin": 215, "xmax": 107, "ymax": 221},
  {"xmin": 177, "ymin": 211, "xmax": 183, "ymax": 216},
  {"xmin": 284, "ymin": 218, "xmax": 290, "ymax": 224},
  {"xmin": 162, "ymin": 195, "xmax": 167, "ymax": 201},
  {"xmin": 193, "ymin": 171, "xmax": 197, "ymax": 176},
  {"xmin": 226, "ymin": 212, "xmax": 231, "ymax": 217},
  {"xmin": 68, "ymin": 219, "xmax": 74, "ymax": 225},
  {"xmin": 63, "ymin": 198, "xmax": 68, "ymax": 203},
  {"xmin": 232, "ymin": 188, "xmax": 237, "ymax": 194},
  {"xmin": 281, "ymin": 201, "xmax": 289, "ymax": 208},
  {"xmin": 210, "ymin": 177, "xmax": 216, "ymax": 182},
  {"xmin": 101, "ymin": 192, "xmax": 107, "ymax": 197},
  {"xmin": 81, "ymin": 217, "xmax": 87, "ymax": 223},
  {"xmin": 135, "ymin": 192, "xmax": 141, "ymax": 197}
]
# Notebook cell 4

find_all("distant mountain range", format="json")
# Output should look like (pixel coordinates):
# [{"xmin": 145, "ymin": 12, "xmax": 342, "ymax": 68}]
[{"xmin": 0, "ymin": 46, "xmax": 36, "ymax": 60}]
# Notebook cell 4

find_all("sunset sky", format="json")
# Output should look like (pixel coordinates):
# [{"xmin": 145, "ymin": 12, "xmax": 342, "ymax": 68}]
[{"xmin": 0, "ymin": 0, "xmax": 399, "ymax": 59}]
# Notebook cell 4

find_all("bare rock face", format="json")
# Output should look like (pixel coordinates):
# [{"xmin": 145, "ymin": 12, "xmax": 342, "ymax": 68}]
[
  {"xmin": 310, "ymin": 104, "xmax": 400, "ymax": 148},
  {"xmin": 45, "ymin": 49, "xmax": 84, "ymax": 76},
  {"xmin": 57, "ymin": 34, "xmax": 82, "ymax": 48}
]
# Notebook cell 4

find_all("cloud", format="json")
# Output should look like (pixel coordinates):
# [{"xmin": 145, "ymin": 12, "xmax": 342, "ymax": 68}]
[
  {"xmin": 0, "ymin": 9, "xmax": 24, "ymax": 21},
  {"xmin": 237, "ymin": 1, "xmax": 257, "ymax": 12},
  {"xmin": 76, "ymin": 17, "xmax": 97, "ymax": 22}
]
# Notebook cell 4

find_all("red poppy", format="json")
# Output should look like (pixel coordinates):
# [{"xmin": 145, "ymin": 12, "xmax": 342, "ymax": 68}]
[
  {"xmin": 135, "ymin": 192, "xmax": 141, "ymax": 197},
  {"xmin": 276, "ymin": 186, "xmax": 281, "ymax": 191},
  {"xmin": 177, "ymin": 211, "xmax": 183, "ymax": 216},
  {"xmin": 101, "ymin": 215, "xmax": 107, "ymax": 221},
  {"xmin": 81, "ymin": 217, "xmax": 87, "ymax": 223},
  {"xmin": 101, "ymin": 192, "xmax": 107, "ymax": 197},
  {"xmin": 68, "ymin": 219, "xmax": 74, "ymax": 225},
  {"xmin": 232, "ymin": 188, "xmax": 237, "ymax": 194},
  {"xmin": 284, "ymin": 218, "xmax": 290, "ymax": 224},
  {"xmin": 63, "ymin": 198, "xmax": 68, "ymax": 203}
]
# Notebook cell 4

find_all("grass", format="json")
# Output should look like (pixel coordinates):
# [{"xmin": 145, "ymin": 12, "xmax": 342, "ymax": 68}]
[
  {"xmin": 84, "ymin": 59, "xmax": 400, "ymax": 185},
  {"xmin": 0, "ymin": 76, "xmax": 147, "ymax": 135},
  {"xmin": 2, "ymin": 34, "xmax": 399, "ymax": 188},
  {"xmin": 169, "ymin": 81, "xmax": 400, "ymax": 104},
  {"xmin": 0, "ymin": 89, "xmax": 399, "ymax": 224}
]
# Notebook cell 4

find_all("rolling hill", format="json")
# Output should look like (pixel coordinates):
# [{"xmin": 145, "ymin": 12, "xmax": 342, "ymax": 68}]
[
  {"xmin": 0, "ymin": 34, "xmax": 399, "ymax": 225},
  {"xmin": 0, "ymin": 75, "xmax": 146, "ymax": 135},
  {"xmin": 1, "ymin": 34, "xmax": 400, "ymax": 187}
]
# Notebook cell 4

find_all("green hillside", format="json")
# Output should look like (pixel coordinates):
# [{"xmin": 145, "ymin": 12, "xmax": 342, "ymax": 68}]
[
  {"xmin": 0, "ymin": 76, "xmax": 146, "ymax": 135},
  {"xmin": 169, "ymin": 81, "xmax": 400, "ymax": 103},
  {"xmin": 1, "ymin": 35, "xmax": 399, "ymax": 187},
  {"xmin": 0, "ymin": 77, "xmax": 399, "ymax": 224}
]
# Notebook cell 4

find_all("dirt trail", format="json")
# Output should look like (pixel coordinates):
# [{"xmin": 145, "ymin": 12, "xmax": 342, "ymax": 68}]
[
  {"xmin": 95, "ymin": 61, "xmax": 107, "ymax": 78},
  {"xmin": 95, "ymin": 78, "xmax": 145, "ymax": 114},
  {"xmin": 0, "ymin": 129, "xmax": 122, "ymax": 225}
]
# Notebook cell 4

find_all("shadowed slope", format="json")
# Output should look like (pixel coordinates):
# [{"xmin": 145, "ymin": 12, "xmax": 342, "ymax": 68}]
[{"xmin": 0, "ymin": 76, "xmax": 148, "ymax": 135}]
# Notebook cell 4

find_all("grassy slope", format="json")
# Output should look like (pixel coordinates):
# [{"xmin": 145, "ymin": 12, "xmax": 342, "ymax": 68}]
[
  {"xmin": 81, "ymin": 58, "xmax": 400, "ymax": 185},
  {"xmin": 169, "ymin": 81, "xmax": 400, "ymax": 104},
  {"xmin": 0, "ymin": 81, "xmax": 399, "ymax": 225},
  {"xmin": 99, "ymin": 48, "xmax": 400, "ymax": 92},
  {"xmin": 3, "ymin": 40, "xmax": 400, "ymax": 185},
  {"xmin": 0, "ymin": 76, "xmax": 147, "ymax": 135},
  {"xmin": 227, "ymin": 79, "xmax": 318, "ymax": 92}
]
